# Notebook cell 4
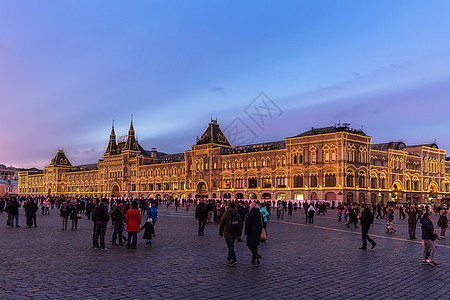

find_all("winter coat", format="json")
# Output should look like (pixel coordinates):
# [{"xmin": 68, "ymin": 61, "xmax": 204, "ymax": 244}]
[
  {"xmin": 140, "ymin": 221, "xmax": 155, "ymax": 239},
  {"xmin": 360, "ymin": 208, "xmax": 374, "ymax": 227},
  {"xmin": 219, "ymin": 208, "xmax": 242, "ymax": 239},
  {"xmin": 8, "ymin": 200, "xmax": 20, "ymax": 215},
  {"xmin": 60, "ymin": 205, "xmax": 70, "ymax": 217},
  {"xmin": 148, "ymin": 207, "xmax": 158, "ymax": 222},
  {"xmin": 245, "ymin": 208, "xmax": 263, "ymax": 247},
  {"xmin": 69, "ymin": 204, "xmax": 80, "ymax": 220},
  {"xmin": 195, "ymin": 203, "xmax": 208, "ymax": 220},
  {"xmin": 421, "ymin": 217, "xmax": 435, "ymax": 240},
  {"xmin": 92, "ymin": 204, "xmax": 109, "ymax": 223},
  {"xmin": 125, "ymin": 208, "xmax": 142, "ymax": 232}
]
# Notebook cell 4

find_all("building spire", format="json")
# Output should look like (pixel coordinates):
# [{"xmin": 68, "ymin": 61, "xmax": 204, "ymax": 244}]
[{"xmin": 106, "ymin": 121, "xmax": 117, "ymax": 154}]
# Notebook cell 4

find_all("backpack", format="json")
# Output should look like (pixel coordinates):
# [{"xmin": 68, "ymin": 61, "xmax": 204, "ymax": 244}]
[
  {"xmin": 368, "ymin": 211, "xmax": 375, "ymax": 224},
  {"xmin": 226, "ymin": 214, "xmax": 240, "ymax": 232}
]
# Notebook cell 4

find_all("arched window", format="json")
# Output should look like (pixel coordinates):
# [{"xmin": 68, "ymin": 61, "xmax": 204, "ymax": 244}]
[
  {"xmin": 310, "ymin": 174, "xmax": 318, "ymax": 187},
  {"xmin": 346, "ymin": 173, "xmax": 354, "ymax": 187},
  {"xmin": 293, "ymin": 175, "xmax": 303, "ymax": 187}
]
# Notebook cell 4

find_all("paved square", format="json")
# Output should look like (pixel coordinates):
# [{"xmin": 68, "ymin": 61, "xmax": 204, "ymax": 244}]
[{"xmin": 0, "ymin": 207, "xmax": 448, "ymax": 299}]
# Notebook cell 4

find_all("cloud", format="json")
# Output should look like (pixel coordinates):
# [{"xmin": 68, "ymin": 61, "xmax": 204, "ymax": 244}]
[{"xmin": 210, "ymin": 86, "xmax": 226, "ymax": 95}]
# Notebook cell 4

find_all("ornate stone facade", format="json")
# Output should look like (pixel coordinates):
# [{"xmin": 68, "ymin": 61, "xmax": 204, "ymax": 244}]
[{"xmin": 18, "ymin": 120, "xmax": 450, "ymax": 204}]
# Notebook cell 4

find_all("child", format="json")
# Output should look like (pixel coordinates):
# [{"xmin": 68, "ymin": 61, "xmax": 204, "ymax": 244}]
[
  {"xmin": 386, "ymin": 219, "xmax": 396, "ymax": 234},
  {"xmin": 338, "ymin": 209, "xmax": 342, "ymax": 222},
  {"xmin": 140, "ymin": 218, "xmax": 155, "ymax": 248}
]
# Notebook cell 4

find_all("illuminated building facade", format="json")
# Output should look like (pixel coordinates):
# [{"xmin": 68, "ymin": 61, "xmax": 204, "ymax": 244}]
[{"xmin": 18, "ymin": 120, "xmax": 450, "ymax": 204}]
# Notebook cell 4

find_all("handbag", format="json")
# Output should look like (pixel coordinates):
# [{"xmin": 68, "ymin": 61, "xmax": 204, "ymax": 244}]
[{"xmin": 260, "ymin": 214, "xmax": 267, "ymax": 242}]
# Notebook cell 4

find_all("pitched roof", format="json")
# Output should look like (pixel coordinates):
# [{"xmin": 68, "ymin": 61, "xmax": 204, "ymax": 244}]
[
  {"xmin": 49, "ymin": 150, "xmax": 72, "ymax": 167},
  {"xmin": 292, "ymin": 126, "xmax": 366, "ymax": 138},
  {"xmin": 158, "ymin": 153, "xmax": 185, "ymax": 163},
  {"xmin": 406, "ymin": 143, "xmax": 439, "ymax": 149},
  {"xmin": 221, "ymin": 141, "xmax": 286, "ymax": 155},
  {"xmin": 371, "ymin": 141, "xmax": 406, "ymax": 151},
  {"xmin": 196, "ymin": 121, "xmax": 231, "ymax": 147}
]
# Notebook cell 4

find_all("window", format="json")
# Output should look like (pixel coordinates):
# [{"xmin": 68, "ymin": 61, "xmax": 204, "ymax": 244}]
[
  {"xmin": 293, "ymin": 175, "xmax": 303, "ymax": 187},
  {"xmin": 235, "ymin": 178, "xmax": 244, "ymax": 188},
  {"xmin": 346, "ymin": 174, "xmax": 354, "ymax": 187},
  {"xmin": 223, "ymin": 178, "xmax": 231, "ymax": 189},
  {"xmin": 358, "ymin": 174, "xmax": 366, "ymax": 188},
  {"xmin": 248, "ymin": 177, "xmax": 257, "ymax": 188},
  {"xmin": 310, "ymin": 174, "xmax": 318, "ymax": 187},
  {"xmin": 262, "ymin": 176, "xmax": 271, "ymax": 188},
  {"xmin": 371, "ymin": 177, "xmax": 377, "ymax": 189},
  {"xmin": 325, "ymin": 174, "xmax": 336, "ymax": 187},
  {"xmin": 276, "ymin": 176, "xmax": 286, "ymax": 188},
  {"xmin": 164, "ymin": 183, "xmax": 170, "ymax": 190}
]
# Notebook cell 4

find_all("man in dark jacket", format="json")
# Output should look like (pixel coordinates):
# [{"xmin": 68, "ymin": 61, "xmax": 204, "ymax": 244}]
[
  {"xmin": 24, "ymin": 199, "xmax": 39, "ymax": 228},
  {"xmin": 8, "ymin": 198, "xmax": 21, "ymax": 228},
  {"xmin": 93, "ymin": 198, "xmax": 110, "ymax": 250},
  {"xmin": 195, "ymin": 199, "xmax": 208, "ymax": 236},
  {"xmin": 359, "ymin": 203, "xmax": 376, "ymax": 250},
  {"xmin": 406, "ymin": 205, "xmax": 420, "ymax": 239},
  {"xmin": 219, "ymin": 202, "xmax": 243, "ymax": 266},
  {"xmin": 111, "ymin": 201, "xmax": 124, "ymax": 246},
  {"xmin": 421, "ymin": 213, "xmax": 439, "ymax": 266}
]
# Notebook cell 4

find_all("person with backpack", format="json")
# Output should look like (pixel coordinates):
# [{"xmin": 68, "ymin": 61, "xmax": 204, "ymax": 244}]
[
  {"xmin": 359, "ymin": 203, "xmax": 376, "ymax": 250},
  {"xmin": 245, "ymin": 202, "xmax": 263, "ymax": 265},
  {"xmin": 195, "ymin": 199, "xmax": 208, "ymax": 236},
  {"xmin": 111, "ymin": 201, "xmax": 125, "ymax": 246},
  {"xmin": 437, "ymin": 211, "xmax": 447, "ymax": 238},
  {"xmin": 219, "ymin": 202, "xmax": 242, "ymax": 266}
]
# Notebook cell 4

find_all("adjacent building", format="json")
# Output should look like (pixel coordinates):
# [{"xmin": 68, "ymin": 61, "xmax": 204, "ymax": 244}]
[{"xmin": 18, "ymin": 120, "xmax": 450, "ymax": 204}]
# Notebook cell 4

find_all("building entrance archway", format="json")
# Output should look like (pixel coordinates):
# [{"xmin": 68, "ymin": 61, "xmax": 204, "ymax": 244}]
[
  {"xmin": 112, "ymin": 185, "xmax": 120, "ymax": 198},
  {"xmin": 196, "ymin": 181, "xmax": 208, "ymax": 198}
]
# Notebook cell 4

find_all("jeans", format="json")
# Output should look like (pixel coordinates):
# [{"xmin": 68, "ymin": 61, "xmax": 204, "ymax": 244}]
[
  {"xmin": 422, "ymin": 239, "xmax": 436, "ymax": 261},
  {"xmin": 225, "ymin": 238, "xmax": 237, "ymax": 263},
  {"xmin": 61, "ymin": 216, "xmax": 68, "ymax": 229},
  {"xmin": 11, "ymin": 214, "xmax": 19, "ymax": 227},
  {"xmin": 94, "ymin": 220, "xmax": 108, "ymax": 249},
  {"xmin": 361, "ymin": 225, "xmax": 375, "ymax": 248},
  {"xmin": 408, "ymin": 223, "xmax": 417, "ymax": 238},
  {"xmin": 128, "ymin": 232, "xmax": 137, "ymax": 246},
  {"xmin": 198, "ymin": 218, "xmax": 206, "ymax": 234},
  {"xmin": 112, "ymin": 221, "xmax": 123, "ymax": 244}
]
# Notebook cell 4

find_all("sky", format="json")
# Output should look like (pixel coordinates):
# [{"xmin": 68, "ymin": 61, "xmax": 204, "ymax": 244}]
[{"xmin": 1, "ymin": 1, "xmax": 450, "ymax": 168}]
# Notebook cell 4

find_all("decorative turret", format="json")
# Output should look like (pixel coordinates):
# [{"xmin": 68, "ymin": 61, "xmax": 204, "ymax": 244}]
[
  {"xmin": 105, "ymin": 121, "xmax": 117, "ymax": 154},
  {"xmin": 49, "ymin": 149, "xmax": 72, "ymax": 167},
  {"xmin": 124, "ymin": 117, "xmax": 139, "ymax": 151},
  {"xmin": 196, "ymin": 118, "xmax": 232, "ymax": 147}
]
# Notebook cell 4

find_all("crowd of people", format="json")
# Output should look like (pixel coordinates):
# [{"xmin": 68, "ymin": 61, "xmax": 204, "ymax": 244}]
[{"xmin": 0, "ymin": 195, "xmax": 447, "ymax": 267}]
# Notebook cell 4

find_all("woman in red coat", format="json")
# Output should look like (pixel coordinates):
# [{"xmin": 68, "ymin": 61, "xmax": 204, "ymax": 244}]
[{"xmin": 125, "ymin": 201, "xmax": 142, "ymax": 249}]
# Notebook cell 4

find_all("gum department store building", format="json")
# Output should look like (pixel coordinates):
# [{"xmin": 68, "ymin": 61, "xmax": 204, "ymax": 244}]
[{"xmin": 18, "ymin": 120, "xmax": 450, "ymax": 204}]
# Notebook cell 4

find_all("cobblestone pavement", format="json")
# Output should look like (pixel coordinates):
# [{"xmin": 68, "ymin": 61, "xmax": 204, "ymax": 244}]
[{"xmin": 0, "ymin": 207, "xmax": 448, "ymax": 299}]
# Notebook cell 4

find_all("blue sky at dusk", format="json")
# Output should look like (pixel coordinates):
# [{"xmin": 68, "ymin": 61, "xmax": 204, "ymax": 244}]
[{"xmin": 1, "ymin": 1, "xmax": 450, "ymax": 168}]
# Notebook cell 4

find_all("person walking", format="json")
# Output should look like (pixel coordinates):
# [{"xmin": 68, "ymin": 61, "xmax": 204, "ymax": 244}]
[
  {"xmin": 125, "ymin": 201, "xmax": 142, "ymax": 249},
  {"xmin": 148, "ymin": 201, "xmax": 158, "ymax": 226},
  {"xmin": 347, "ymin": 205, "xmax": 358, "ymax": 228},
  {"xmin": 195, "ymin": 199, "xmax": 208, "ymax": 236},
  {"xmin": 420, "ymin": 213, "xmax": 439, "ymax": 266},
  {"xmin": 26, "ymin": 199, "xmax": 38, "ymax": 228},
  {"xmin": 245, "ymin": 202, "xmax": 263, "ymax": 265},
  {"xmin": 437, "ymin": 211, "xmax": 448, "ymax": 238},
  {"xmin": 219, "ymin": 202, "xmax": 242, "ymax": 266},
  {"xmin": 70, "ymin": 200, "xmax": 81, "ymax": 230},
  {"xmin": 359, "ymin": 203, "xmax": 376, "ymax": 250},
  {"xmin": 92, "ymin": 198, "xmax": 110, "ymax": 250},
  {"xmin": 60, "ymin": 201, "xmax": 70, "ymax": 231},
  {"xmin": 307, "ymin": 205, "xmax": 315, "ymax": 224},
  {"xmin": 140, "ymin": 218, "xmax": 156, "ymax": 247}
]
